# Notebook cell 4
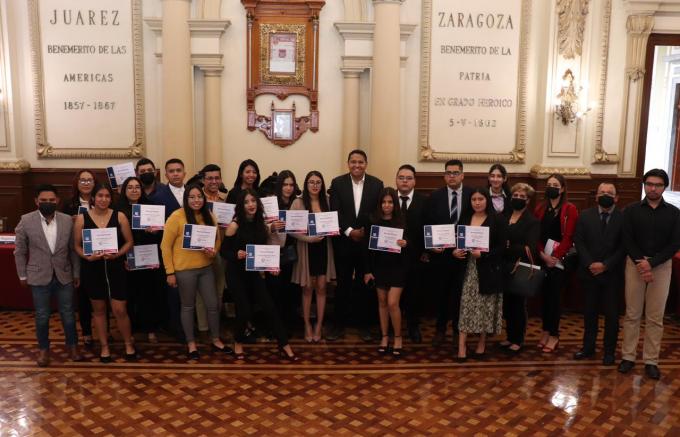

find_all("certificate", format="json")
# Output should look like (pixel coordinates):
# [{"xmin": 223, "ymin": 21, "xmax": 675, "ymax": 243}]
[
  {"xmin": 279, "ymin": 210, "xmax": 308, "ymax": 233},
  {"xmin": 423, "ymin": 224, "xmax": 457, "ymax": 249},
  {"xmin": 182, "ymin": 224, "xmax": 217, "ymax": 250},
  {"xmin": 126, "ymin": 244, "xmax": 160, "ymax": 270},
  {"xmin": 308, "ymin": 211, "xmax": 340, "ymax": 236},
  {"xmin": 545, "ymin": 239, "xmax": 565, "ymax": 270},
  {"xmin": 208, "ymin": 202, "xmax": 236, "ymax": 227},
  {"xmin": 0, "ymin": 235, "xmax": 16, "ymax": 245},
  {"xmin": 261, "ymin": 196, "xmax": 279, "ymax": 220},
  {"xmin": 131, "ymin": 204, "xmax": 165, "ymax": 230},
  {"xmin": 82, "ymin": 227, "xmax": 119, "ymax": 255},
  {"xmin": 269, "ymin": 33, "xmax": 296, "ymax": 74},
  {"xmin": 457, "ymin": 225, "xmax": 490, "ymax": 252},
  {"xmin": 368, "ymin": 225, "xmax": 404, "ymax": 253},
  {"xmin": 106, "ymin": 162, "xmax": 136, "ymax": 189},
  {"xmin": 246, "ymin": 244, "xmax": 280, "ymax": 272}
]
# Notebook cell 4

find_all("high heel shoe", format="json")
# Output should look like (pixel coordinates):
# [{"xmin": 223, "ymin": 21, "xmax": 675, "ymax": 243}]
[
  {"xmin": 304, "ymin": 323, "xmax": 314, "ymax": 343},
  {"xmin": 377, "ymin": 335, "xmax": 389, "ymax": 354},
  {"xmin": 233, "ymin": 344, "xmax": 245, "ymax": 360},
  {"xmin": 542, "ymin": 339, "xmax": 559, "ymax": 353},
  {"xmin": 212, "ymin": 344, "xmax": 234, "ymax": 354},
  {"xmin": 312, "ymin": 323, "xmax": 322, "ymax": 343},
  {"xmin": 187, "ymin": 349, "xmax": 200, "ymax": 360},
  {"xmin": 124, "ymin": 343, "xmax": 138, "ymax": 361},
  {"xmin": 99, "ymin": 345, "xmax": 112, "ymax": 363},
  {"xmin": 279, "ymin": 347, "xmax": 299, "ymax": 362},
  {"xmin": 392, "ymin": 336, "xmax": 403, "ymax": 358}
]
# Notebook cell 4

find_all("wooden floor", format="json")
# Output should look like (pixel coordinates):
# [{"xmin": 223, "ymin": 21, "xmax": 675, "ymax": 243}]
[{"xmin": 0, "ymin": 311, "xmax": 679, "ymax": 436}]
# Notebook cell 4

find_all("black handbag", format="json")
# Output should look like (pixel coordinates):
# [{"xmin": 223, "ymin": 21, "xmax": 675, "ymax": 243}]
[
  {"xmin": 507, "ymin": 246, "xmax": 546, "ymax": 298},
  {"xmin": 280, "ymin": 244, "xmax": 298, "ymax": 266}
]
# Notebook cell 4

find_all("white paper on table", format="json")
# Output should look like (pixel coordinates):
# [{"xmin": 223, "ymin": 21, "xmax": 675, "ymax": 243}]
[
  {"xmin": 109, "ymin": 162, "xmax": 136, "ymax": 186},
  {"xmin": 128, "ymin": 244, "xmax": 160, "ymax": 270},
  {"xmin": 261, "ymin": 196, "xmax": 279, "ymax": 220},
  {"xmin": 459, "ymin": 225, "xmax": 490, "ymax": 252},
  {"xmin": 246, "ymin": 244, "xmax": 281, "ymax": 271},
  {"xmin": 210, "ymin": 202, "xmax": 236, "ymax": 227},
  {"xmin": 311, "ymin": 211, "xmax": 340, "ymax": 236},
  {"xmin": 544, "ymin": 238, "xmax": 564, "ymax": 270},
  {"xmin": 132, "ymin": 204, "xmax": 165, "ymax": 229},
  {"xmin": 186, "ymin": 224, "xmax": 217, "ymax": 250},
  {"xmin": 282, "ymin": 210, "xmax": 309, "ymax": 233},
  {"xmin": 84, "ymin": 227, "xmax": 118, "ymax": 254}
]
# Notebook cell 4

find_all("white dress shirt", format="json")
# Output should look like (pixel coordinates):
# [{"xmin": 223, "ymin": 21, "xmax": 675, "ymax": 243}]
[
  {"xmin": 344, "ymin": 175, "xmax": 366, "ymax": 237},
  {"xmin": 40, "ymin": 212, "xmax": 58, "ymax": 254},
  {"xmin": 447, "ymin": 186, "xmax": 463, "ymax": 221},
  {"xmin": 169, "ymin": 184, "xmax": 185, "ymax": 206},
  {"xmin": 399, "ymin": 189, "xmax": 414, "ymax": 210}
]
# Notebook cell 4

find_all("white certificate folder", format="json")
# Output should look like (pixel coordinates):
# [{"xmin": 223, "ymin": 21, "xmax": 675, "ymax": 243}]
[
  {"xmin": 368, "ymin": 225, "xmax": 403, "ymax": 253},
  {"xmin": 246, "ymin": 244, "xmax": 280, "ymax": 271},
  {"xmin": 82, "ymin": 228, "xmax": 118, "ymax": 255},
  {"xmin": 131, "ymin": 204, "xmax": 166, "ymax": 230},
  {"xmin": 126, "ymin": 244, "xmax": 160, "ymax": 270},
  {"xmin": 423, "ymin": 224, "xmax": 457, "ymax": 249},
  {"xmin": 182, "ymin": 224, "xmax": 217, "ymax": 250}
]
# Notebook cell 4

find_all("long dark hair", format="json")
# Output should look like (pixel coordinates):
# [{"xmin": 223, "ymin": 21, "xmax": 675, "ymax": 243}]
[
  {"xmin": 488, "ymin": 163, "xmax": 511, "ymax": 197},
  {"xmin": 459, "ymin": 187, "xmax": 495, "ymax": 225},
  {"xmin": 302, "ymin": 171, "xmax": 329, "ymax": 212},
  {"xmin": 545, "ymin": 173, "xmax": 568, "ymax": 206},
  {"xmin": 232, "ymin": 159, "xmax": 261, "ymax": 191},
  {"xmin": 234, "ymin": 188, "xmax": 268, "ymax": 241},
  {"xmin": 371, "ymin": 187, "xmax": 404, "ymax": 228},
  {"xmin": 116, "ymin": 176, "xmax": 148, "ymax": 218},
  {"xmin": 91, "ymin": 184, "xmax": 116, "ymax": 210},
  {"xmin": 183, "ymin": 183, "xmax": 214, "ymax": 226},
  {"xmin": 69, "ymin": 169, "xmax": 98, "ymax": 209},
  {"xmin": 275, "ymin": 170, "xmax": 300, "ymax": 209}
]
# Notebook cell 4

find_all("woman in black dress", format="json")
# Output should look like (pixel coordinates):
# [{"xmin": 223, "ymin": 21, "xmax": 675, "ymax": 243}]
[
  {"xmin": 226, "ymin": 159, "xmax": 261, "ymax": 204},
  {"xmin": 73, "ymin": 184, "xmax": 135, "ymax": 362},
  {"xmin": 363, "ymin": 187, "xmax": 408, "ymax": 356},
  {"xmin": 117, "ymin": 177, "xmax": 165, "ymax": 344}
]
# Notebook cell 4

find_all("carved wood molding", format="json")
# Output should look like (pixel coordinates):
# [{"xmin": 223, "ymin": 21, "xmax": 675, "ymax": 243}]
[{"xmin": 557, "ymin": 0, "xmax": 590, "ymax": 59}]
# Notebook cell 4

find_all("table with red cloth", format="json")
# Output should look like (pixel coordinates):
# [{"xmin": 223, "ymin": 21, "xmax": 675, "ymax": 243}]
[{"xmin": 0, "ymin": 240, "xmax": 34, "ymax": 309}]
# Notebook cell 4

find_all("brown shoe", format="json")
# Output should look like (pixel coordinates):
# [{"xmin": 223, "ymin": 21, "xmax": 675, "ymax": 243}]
[
  {"xmin": 68, "ymin": 346, "xmax": 83, "ymax": 362},
  {"xmin": 36, "ymin": 350, "xmax": 50, "ymax": 367}
]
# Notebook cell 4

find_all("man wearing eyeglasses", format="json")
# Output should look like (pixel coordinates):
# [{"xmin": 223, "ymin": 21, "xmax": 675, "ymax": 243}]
[
  {"xmin": 201, "ymin": 164, "xmax": 228, "ymax": 203},
  {"xmin": 425, "ymin": 159, "xmax": 473, "ymax": 349},
  {"xmin": 619, "ymin": 169, "xmax": 680, "ymax": 380}
]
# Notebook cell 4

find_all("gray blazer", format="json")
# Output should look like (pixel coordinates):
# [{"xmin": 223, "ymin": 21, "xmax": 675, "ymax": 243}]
[{"xmin": 14, "ymin": 210, "xmax": 80, "ymax": 286}]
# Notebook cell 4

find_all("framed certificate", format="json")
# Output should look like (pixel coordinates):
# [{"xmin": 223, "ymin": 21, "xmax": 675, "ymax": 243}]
[
  {"xmin": 269, "ymin": 32, "xmax": 296, "ymax": 74},
  {"xmin": 126, "ymin": 244, "xmax": 160, "ymax": 270},
  {"xmin": 82, "ymin": 228, "xmax": 119, "ymax": 255},
  {"xmin": 308, "ymin": 211, "xmax": 340, "ymax": 237},
  {"xmin": 182, "ymin": 224, "xmax": 217, "ymax": 250},
  {"xmin": 424, "ymin": 224, "xmax": 457, "ymax": 249},
  {"xmin": 457, "ymin": 225, "xmax": 490, "ymax": 252},
  {"xmin": 368, "ymin": 225, "xmax": 404, "ymax": 253},
  {"xmin": 131, "ymin": 204, "xmax": 165, "ymax": 230},
  {"xmin": 246, "ymin": 244, "xmax": 280, "ymax": 272},
  {"xmin": 272, "ymin": 110, "xmax": 294, "ymax": 140},
  {"xmin": 279, "ymin": 210, "xmax": 308, "ymax": 233}
]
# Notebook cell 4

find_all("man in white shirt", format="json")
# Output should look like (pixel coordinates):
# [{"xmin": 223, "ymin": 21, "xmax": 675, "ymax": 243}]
[{"xmin": 14, "ymin": 184, "xmax": 82, "ymax": 367}]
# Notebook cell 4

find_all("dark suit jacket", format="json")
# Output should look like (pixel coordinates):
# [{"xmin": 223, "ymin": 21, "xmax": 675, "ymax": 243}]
[
  {"xmin": 504, "ymin": 209, "xmax": 540, "ymax": 265},
  {"xmin": 329, "ymin": 173, "xmax": 383, "ymax": 253},
  {"xmin": 425, "ymin": 185, "xmax": 473, "ymax": 226},
  {"xmin": 403, "ymin": 191, "xmax": 427, "ymax": 260},
  {"xmin": 573, "ymin": 206, "xmax": 624, "ymax": 277},
  {"xmin": 147, "ymin": 183, "xmax": 182, "ymax": 218},
  {"xmin": 459, "ymin": 212, "xmax": 506, "ymax": 295}
]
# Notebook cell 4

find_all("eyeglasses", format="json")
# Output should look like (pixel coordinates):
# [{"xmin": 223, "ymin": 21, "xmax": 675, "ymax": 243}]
[
  {"xmin": 644, "ymin": 182, "xmax": 665, "ymax": 189},
  {"xmin": 307, "ymin": 181, "xmax": 322, "ymax": 186},
  {"xmin": 397, "ymin": 176, "xmax": 414, "ymax": 181},
  {"xmin": 444, "ymin": 171, "xmax": 462, "ymax": 177},
  {"xmin": 79, "ymin": 179, "xmax": 94, "ymax": 185}
]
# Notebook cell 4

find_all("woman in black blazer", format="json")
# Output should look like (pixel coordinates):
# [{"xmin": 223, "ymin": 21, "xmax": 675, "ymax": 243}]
[
  {"xmin": 455, "ymin": 188, "xmax": 506, "ymax": 361},
  {"xmin": 487, "ymin": 164, "xmax": 512, "ymax": 218},
  {"xmin": 500, "ymin": 183, "xmax": 540, "ymax": 354}
]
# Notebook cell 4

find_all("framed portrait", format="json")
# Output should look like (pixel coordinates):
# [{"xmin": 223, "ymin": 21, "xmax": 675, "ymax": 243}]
[{"xmin": 272, "ymin": 110, "xmax": 294, "ymax": 140}]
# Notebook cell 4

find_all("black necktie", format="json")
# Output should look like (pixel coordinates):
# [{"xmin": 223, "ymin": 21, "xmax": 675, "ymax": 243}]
[
  {"xmin": 601, "ymin": 212, "xmax": 609, "ymax": 230},
  {"xmin": 400, "ymin": 196, "xmax": 409, "ymax": 212},
  {"xmin": 450, "ymin": 191, "xmax": 458, "ymax": 224}
]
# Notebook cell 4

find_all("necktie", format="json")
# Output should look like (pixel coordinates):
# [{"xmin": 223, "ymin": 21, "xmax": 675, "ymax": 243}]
[
  {"xmin": 450, "ymin": 191, "xmax": 458, "ymax": 224},
  {"xmin": 600, "ymin": 212, "xmax": 609, "ymax": 231},
  {"xmin": 400, "ymin": 196, "xmax": 409, "ymax": 212}
]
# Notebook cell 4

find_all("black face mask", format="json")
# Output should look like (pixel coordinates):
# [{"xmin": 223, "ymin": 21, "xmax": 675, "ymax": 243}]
[
  {"xmin": 139, "ymin": 173, "xmax": 156, "ymax": 186},
  {"xmin": 38, "ymin": 202, "xmax": 57, "ymax": 216},
  {"xmin": 597, "ymin": 195, "xmax": 615, "ymax": 208},
  {"xmin": 545, "ymin": 186, "xmax": 561, "ymax": 200},
  {"xmin": 510, "ymin": 198, "xmax": 527, "ymax": 211}
]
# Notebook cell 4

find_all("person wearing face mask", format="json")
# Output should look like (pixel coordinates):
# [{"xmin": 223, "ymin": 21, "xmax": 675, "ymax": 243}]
[
  {"xmin": 14, "ymin": 184, "xmax": 83, "ymax": 367},
  {"xmin": 499, "ymin": 183, "xmax": 539, "ymax": 355},
  {"xmin": 534, "ymin": 173, "xmax": 578, "ymax": 353},
  {"xmin": 572, "ymin": 182, "xmax": 624, "ymax": 366}
]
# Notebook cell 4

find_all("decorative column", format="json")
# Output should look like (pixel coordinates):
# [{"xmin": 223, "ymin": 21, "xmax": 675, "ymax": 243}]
[
  {"xmin": 618, "ymin": 14, "xmax": 654, "ymax": 175},
  {"xmin": 161, "ymin": 0, "xmax": 194, "ymax": 174},
  {"xmin": 370, "ymin": 0, "xmax": 403, "ymax": 183},
  {"xmin": 341, "ymin": 69, "xmax": 361, "ymax": 164},
  {"xmin": 202, "ymin": 67, "xmax": 224, "ymax": 165}
]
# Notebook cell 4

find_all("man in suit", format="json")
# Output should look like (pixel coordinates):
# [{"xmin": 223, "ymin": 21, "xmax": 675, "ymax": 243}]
[
  {"xmin": 147, "ymin": 158, "xmax": 186, "ymax": 218},
  {"xmin": 425, "ymin": 159, "xmax": 473, "ymax": 347},
  {"xmin": 327, "ymin": 149, "xmax": 384, "ymax": 341},
  {"xmin": 14, "ymin": 184, "xmax": 82, "ymax": 367},
  {"xmin": 572, "ymin": 182, "xmax": 624, "ymax": 366},
  {"xmin": 396, "ymin": 164, "xmax": 428, "ymax": 343}
]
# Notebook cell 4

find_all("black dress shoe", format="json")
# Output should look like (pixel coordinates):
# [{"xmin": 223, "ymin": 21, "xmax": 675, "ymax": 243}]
[
  {"xmin": 644, "ymin": 364, "xmax": 661, "ymax": 380},
  {"xmin": 602, "ymin": 354, "xmax": 616, "ymax": 366},
  {"xmin": 99, "ymin": 355, "xmax": 112, "ymax": 364},
  {"xmin": 187, "ymin": 350, "xmax": 200, "ymax": 360},
  {"xmin": 573, "ymin": 350, "xmax": 595, "ymax": 360},
  {"xmin": 618, "ymin": 359, "xmax": 635, "ymax": 374},
  {"xmin": 431, "ymin": 331, "xmax": 445, "ymax": 347}
]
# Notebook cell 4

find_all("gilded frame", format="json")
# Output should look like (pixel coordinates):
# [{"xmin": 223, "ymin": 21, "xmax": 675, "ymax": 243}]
[
  {"xmin": 260, "ymin": 23, "xmax": 306, "ymax": 86},
  {"xmin": 28, "ymin": 0, "xmax": 145, "ymax": 159},
  {"xmin": 418, "ymin": 0, "xmax": 532, "ymax": 163}
]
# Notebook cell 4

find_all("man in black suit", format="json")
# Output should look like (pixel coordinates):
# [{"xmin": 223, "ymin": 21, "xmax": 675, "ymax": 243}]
[
  {"xmin": 425, "ymin": 159, "xmax": 473, "ymax": 347},
  {"xmin": 396, "ymin": 164, "xmax": 427, "ymax": 343},
  {"xmin": 327, "ymin": 149, "xmax": 384, "ymax": 341},
  {"xmin": 572, "ymin": 182, "xmax": 624, "ymax": 366}
]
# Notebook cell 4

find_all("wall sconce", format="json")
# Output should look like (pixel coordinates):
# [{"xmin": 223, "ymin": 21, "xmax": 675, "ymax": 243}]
[{"xmin": 554, "ymin": 69, "xmax": 593, "ymax": 125}]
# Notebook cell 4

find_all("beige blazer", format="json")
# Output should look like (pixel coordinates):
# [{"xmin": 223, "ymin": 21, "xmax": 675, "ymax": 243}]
[{"xmin": 289, "ymin": 197, "xmax": 336, "ymax": 287}]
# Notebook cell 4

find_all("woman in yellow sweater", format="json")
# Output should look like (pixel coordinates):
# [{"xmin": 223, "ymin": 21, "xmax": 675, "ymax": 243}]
[{"xmin": 161, "ymin": 184, "xmax": 231, "ymax": 360}]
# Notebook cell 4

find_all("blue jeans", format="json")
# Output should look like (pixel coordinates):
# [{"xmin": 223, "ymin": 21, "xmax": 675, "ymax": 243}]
[{"xmin": 31, "ymin": 278, "xmax": 78, "ymax": 350}]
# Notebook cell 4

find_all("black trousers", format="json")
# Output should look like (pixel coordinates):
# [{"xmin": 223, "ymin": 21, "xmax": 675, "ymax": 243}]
[
  {"xmin": 504, "ymin": 293, "xmax": 527, "ymax": 345},
  {"xmin": 541, "ymin": 267, "xmax": 565, "ymax": 336},
  {"xmin": 403, "ymin": 259, "xmax": 425, "ymax": 329},
  {"xmin": 433, "ymin": 256, "xmax": 464, "ymax": 334},
  {"xmin": 580, "ymin": 272, "xmax": 620, "ymax": 355},
  {"xmin": 228, "ymin": 265, "xmax": 289, "ymax": 347},
  {"xmin": 333, "ymin": 240, "xmax": 375, "ymax": 329},
  {"xmin": 266, "ymin": 263, "xmax": 300, "ymax": 331},
  {"xmin": 128, "ymin": 269, "xmax": 164, "ymax": 334}
]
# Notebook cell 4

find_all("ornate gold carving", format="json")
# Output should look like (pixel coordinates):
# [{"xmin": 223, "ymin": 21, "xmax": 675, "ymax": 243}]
[
  {"xmin": 557, "ymin": 0, "xmax": 590, "ymax": 59},
  {"xmin": 0, "ymin": 160, "xmax": 31, "ymax": 172},
  {"xmin": 260, "ymin": 24, "xmax": 306, "ymax": 86},
  {"xmin": 418, "ymin": 0, "xmax": 531, "ymax": 163},
  {"xmin": 28, "ymin": 0, "xmax": 146, "ymax": 159},
  {"xmin": 530, "ymin": 165, "xmax": 591, "ymax": 177}
]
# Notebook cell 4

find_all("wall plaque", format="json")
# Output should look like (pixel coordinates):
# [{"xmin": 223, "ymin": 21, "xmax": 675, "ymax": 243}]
[
  {"xmin": 419, "ymin": 0, "xmax": 531, "ymax": 163},
  {"xmin": 29, "ymin": 0, "xmax": 145, "ymax": 159}
]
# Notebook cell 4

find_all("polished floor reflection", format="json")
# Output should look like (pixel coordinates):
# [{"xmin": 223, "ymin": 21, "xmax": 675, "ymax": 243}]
[{"xmin": 0, "ymin": 311, "xmax": 679, "ymax": 436}]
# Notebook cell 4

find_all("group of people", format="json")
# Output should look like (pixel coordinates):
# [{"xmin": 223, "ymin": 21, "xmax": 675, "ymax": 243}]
[{"xmin": 12, "ymin": 150, "xmax": 680, "ymax": 380}]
